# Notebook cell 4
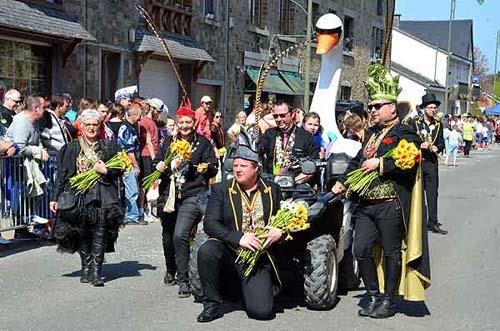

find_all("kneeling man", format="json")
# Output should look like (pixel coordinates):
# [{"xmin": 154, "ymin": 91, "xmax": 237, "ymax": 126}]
[{"xmin": 196, "ymin": 145, "xmax": 282, "ymax": 322}]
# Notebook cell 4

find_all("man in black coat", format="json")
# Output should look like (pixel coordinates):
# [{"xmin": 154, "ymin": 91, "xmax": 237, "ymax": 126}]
[
  {"xmin": 196, "ymin": 145, "xmax": 282, "ymax": 323},
  {"xmin": 259, "ymin": 101, "xmax": 319, "ymax": 184},
  {"xmin": 409, "ymin": 93, "xmax": 447, "ymax": 235}
]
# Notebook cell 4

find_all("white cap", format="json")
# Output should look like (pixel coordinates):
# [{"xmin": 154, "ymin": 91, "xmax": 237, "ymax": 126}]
[
  {"xmin": 146, "ymin": 98, "xmax": 168, "ymax": 113},
  {"xmin": 200, "ymin": 95, "xmax": 213, "ymax": 103},
  {"xmin": 115, "ymin": 85, "xmax": 138, "ymax": 101},
  {"xmin": 5, "ymin": 89, "xmax": 21, "ymax": 101}
]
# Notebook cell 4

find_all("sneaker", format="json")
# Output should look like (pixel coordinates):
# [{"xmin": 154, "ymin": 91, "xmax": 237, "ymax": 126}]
[
  {"xmin": 33, "ymin": 215, "xmax": 49, "ymax": 225},
  {"xmin": 178, "ymin": 282, "xmax": 192, "ymax": 298},
  {"xmin": 125, "ymin": 219, "xmax": 148, "ymax": 225}
]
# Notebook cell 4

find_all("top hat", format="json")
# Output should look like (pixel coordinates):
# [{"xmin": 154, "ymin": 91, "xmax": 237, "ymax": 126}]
[{"xmin": 420, "ymin": 93, "xmax": 441, "ymax": 108}]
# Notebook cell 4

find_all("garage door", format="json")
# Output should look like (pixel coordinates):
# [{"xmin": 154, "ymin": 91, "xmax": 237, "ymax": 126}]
[{"xmin": 139, "ymin": 60, "xmax": 179, "ymax": 114}]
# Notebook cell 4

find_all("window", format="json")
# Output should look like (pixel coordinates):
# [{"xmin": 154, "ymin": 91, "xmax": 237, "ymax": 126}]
[
  {"xmin": 371, "ymin": 27, "xmax": 384, "ymax": 61},
  {"xmin": 249, "ymin": 0, "xmax": 263, "ymax": 27},
  {"xmin": 343, "ymin": 16, "xmax": 354, "ymax": 52},
  {"xmin": 340, "ymin": 86, "xmax": 352, "ymax": 100},
  {"xmin": 312, "ymin": 3, "xmax": 321, "ymax": 25},
  {"xmin": 0, "ymin": 39, "xmax": 50, "ymax": 97},
  {"xmin": 100, "ymin": 52, "xmax": 121, "ymax": 101},
  {"xmin": 377, "ymin": 0, "xmax": 383, "ymax": 16},
  {"xmin": 279, "ymin": 0, "xmax": 291, "ymax": 34},
  {"xmin": 204, "ymin": 0, "xmax": 214, "ymax": 16}
]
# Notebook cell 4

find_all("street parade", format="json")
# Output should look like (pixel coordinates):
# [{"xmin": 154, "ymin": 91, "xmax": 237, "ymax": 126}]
[{"xmin": 1, "ymin": 0, "xmax": 499, "ymax": 330}]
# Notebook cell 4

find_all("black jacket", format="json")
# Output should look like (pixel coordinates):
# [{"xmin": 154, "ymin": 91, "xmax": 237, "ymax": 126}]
[
  {"xmin": 51, "ymin": 139, "xmax": 123, "ymax": 206},
  {"xmin": 259, "ymin": 126, "xmax": 319, "ymax": 176},
  {"xmin": 203, "ymin": 178, "xmax": 282, "ymax": 249},
  {"xmin": 0, "ymin": 104, "xmax": 15, "ymax": 128},
  {"xmin": 340, "ymin": 121, "xmax": 421, "ymax": 227},
  {"xmin": 407, "ymin": 116, "xmax": 444, "ymax": 163},
  {"xmin": 153, "ymin": 133, "xmax": 218, "ymax": 202}
]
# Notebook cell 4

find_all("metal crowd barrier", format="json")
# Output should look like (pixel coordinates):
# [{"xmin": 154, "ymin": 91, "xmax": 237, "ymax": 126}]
[{"xmin": 0, "ymin": 153, "xmax": 58, "ymax": 232}]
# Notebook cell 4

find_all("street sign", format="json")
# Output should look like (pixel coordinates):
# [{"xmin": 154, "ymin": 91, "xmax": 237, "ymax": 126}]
[{"xmin": 472, "ymin": 75, "xmax": 480, "ymax": 84}]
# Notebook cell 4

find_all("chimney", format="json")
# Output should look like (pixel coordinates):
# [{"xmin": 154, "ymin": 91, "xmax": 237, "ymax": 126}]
[{"xmin": 394, "ymin": 14, "xmax": 401, "ymax": 28}]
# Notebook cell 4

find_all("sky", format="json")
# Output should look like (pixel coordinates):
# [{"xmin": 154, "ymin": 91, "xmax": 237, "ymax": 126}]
[{"xmin": 396, "ymin": 0, "xmax": 499, "ymax": 73}]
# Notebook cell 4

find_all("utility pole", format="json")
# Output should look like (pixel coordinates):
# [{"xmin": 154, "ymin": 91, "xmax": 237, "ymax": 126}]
[
  {"xmin": 303, "ymin": 0, "xmax": 313, "ymax": 112},
  {"xmin": 494, "ymin": 30, "xmax": 499, "ymax": 101},
  {"xmin": 444, "ymin": 0, "xmax": 456, "ymax": 115}
]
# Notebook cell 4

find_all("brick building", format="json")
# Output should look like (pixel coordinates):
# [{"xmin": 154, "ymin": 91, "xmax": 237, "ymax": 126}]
[{"xmin": 0, "ymin": 0, "xmax": 388, "ymax": 123}]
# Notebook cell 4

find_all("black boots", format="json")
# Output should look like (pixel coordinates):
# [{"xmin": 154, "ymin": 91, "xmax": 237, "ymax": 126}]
[
  {"xmin": 90, "ymin": 219, "xmax": 107, "ymax": 287},
  {"xmin": 197, "ymin": 305, "xmax": 223, "ymax": 323},
  {"xmin": 79, "ymin": 250, "xmax": 92, "ymax": 283},
  {"xmin": 164, "ymin": 271, "xmax": 176, "ymax": 286},
  {"xmin": 428, "ymin": 223, "xmax": 448, "ymax": 235},
  {"xmin": 79, "ymin": 232, "xmax": 92, "ymax": 283},
  {"xmin": 357, "ymin": 255, "xmax": 400, "ymax": 319}
]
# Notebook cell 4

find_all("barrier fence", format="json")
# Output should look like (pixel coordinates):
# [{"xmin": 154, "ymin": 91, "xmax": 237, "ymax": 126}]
[{"xmin": 0, "ymin": 153, "xmax": 57, "ymax": 232}]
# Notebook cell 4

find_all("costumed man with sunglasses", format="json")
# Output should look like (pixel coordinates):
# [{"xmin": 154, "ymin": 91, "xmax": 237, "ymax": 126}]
[
  {"xmin": 407, "ymin": 93, "xmax": 447, "ymax": 235},
  {"xmin": 332, "ymin": 65, "xmax": 431, "ymax": 318},
  {"xmin": 259, "ymin": 100, "xmax": 319, "ymax": 184}
]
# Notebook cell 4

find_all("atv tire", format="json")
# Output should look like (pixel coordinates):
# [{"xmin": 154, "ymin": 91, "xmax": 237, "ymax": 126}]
[
  {"xmin": 303, "ymin": 234, "xmax": 338, "ymax": 310},
  {"xmin": 189, "ymin": 231, "xmax": 208, "ymax": 302}
]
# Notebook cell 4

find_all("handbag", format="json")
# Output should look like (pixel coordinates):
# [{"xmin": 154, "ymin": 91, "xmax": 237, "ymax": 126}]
[{"xmin": 57, "ymin": 190, "xmax": 83, "ymax": 224}]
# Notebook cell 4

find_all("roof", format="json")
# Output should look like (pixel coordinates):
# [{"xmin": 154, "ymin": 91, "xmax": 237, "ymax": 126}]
[
  {"xmin": 399, "ymin": 20, "xmax": 473, "ymax": 60},
  {"xmin": 391, "ymin": 62, "xmax": 444, "ymax": 89},
  {"xmin": 0, "ymin": 0, "xmax": 95, "ymax": 41},
  {"xmin": 134, "ymin": 30, "xmax": 214, "ymax": 62}
]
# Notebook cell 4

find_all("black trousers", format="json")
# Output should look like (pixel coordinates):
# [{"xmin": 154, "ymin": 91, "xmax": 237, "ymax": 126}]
[
  {"xmin": 159, "ymin": 196, "xmax": 202, "ymax": 284},
  {"xmin": 198, "ymin": 240, "xmax": 275, "ymax": 320},
  {"xmin": 422, "ymin": 160, "xmax": 439, "ymax": 226},
  {"xmin": 354, "ymin": 201, "xmax": 403, "ymax": 298},
  {"xmin": 464, "ymin": 140, "xmax": 472, "ymax": 156}
]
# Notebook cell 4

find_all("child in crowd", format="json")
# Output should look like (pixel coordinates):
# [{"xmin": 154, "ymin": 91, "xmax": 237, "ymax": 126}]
[
  {"xmin": 302, "ymin": 112, "xmax": 325, "ymax": 159},
  {"xmin": 445, "ymin": 125, "xmax": 462, "ymax": 167}
]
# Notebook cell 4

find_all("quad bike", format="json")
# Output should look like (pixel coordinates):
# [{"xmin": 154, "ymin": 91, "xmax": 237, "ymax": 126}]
[{"xmin": 189, "ymin": 156, "xmax": 360, "ymax": 310}]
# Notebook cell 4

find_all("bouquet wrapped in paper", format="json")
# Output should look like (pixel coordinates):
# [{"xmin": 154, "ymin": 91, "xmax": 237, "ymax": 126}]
[
  {"xmin": 70, "ymin": 150, "xmax": 132, "ymax": 195},
  {"xmin": 142, "ymin": 139, "xmax": 192, "ymax": 190},
  {"xmin": 346, "ymin": 139, "xmax": 420, "ymax": 196},
  {"xmin": 236, "ymin": 200, "xmax": 309, "ymax": 278}
]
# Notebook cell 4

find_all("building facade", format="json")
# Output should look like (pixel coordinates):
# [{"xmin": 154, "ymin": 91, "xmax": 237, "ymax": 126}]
[
  {"xmin": 390, "ymin": 18, "xmax": 474, "ymax": 115},
  {"xmin": 0, "ymin": 0, "xmax": 388, "ymax": 124}
]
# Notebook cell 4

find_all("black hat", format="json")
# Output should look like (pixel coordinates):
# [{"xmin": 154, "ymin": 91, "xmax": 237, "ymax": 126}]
[
  {"xmin": 233, "ymin": 145, "xmax": 259, "ymax": 164},
  {"xmin": 420, "ymin": 93, "xmax": 441, "ymax": 109}
]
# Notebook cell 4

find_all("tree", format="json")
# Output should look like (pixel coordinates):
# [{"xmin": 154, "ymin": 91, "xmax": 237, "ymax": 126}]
[{"xmin": 473, "ymin": 46, "xmax": 489, "ymax": 77}]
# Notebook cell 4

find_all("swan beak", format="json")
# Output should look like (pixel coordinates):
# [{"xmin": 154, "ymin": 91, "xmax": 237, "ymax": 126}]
[{"xmin": 316, "ymin": 32, "xmax": 340, "ymax": 55}]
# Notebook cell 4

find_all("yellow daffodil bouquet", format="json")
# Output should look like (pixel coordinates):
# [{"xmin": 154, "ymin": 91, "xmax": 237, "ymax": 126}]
[
  {"xmin": 236, "ymin": 200, "xmax": 309, "ymax": 278},
  {"xmin": 70, "ymin": 150, "xmax": 132, "ymax": 195},
  {"xmin": 142, "ymin": 139, "xmax": 192, "ymax": 190},
  {"xmin": 346, "ymin": 139, "xmax": 420, "ymax": 196}
]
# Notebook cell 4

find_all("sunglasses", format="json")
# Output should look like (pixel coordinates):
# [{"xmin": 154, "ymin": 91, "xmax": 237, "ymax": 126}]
[
  {"xmin": 273, "ymin": 112, "xmax": 289, "ymax": 119},
  {"xmin": 214, "ymin": 115, "xmax": 221, "ymax": 118},
  {"xmin": 368, "ymin": 102, "xmax": 392, "ymax": 111}
]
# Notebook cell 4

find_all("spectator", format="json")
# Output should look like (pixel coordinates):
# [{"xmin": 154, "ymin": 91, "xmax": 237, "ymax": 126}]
[
  {"xmin": 7, "ymin": 96, "xmax": 48, "ymax": 161},
  {"xmin": 115, "ymin": 85, "xmax": 137, "ymax": 111},
  {"xmin": 195, "ymin": 95, "xmax": 213, "ymax": 140},
  {"xmin": 227, "ymin": 111, "xmax": 248, "ymax": 142},
  {"xmin": 139, "ymin": 99, "xmax": 161, "ymax": 219},
  {"xmin": 63, "ymin": 93, "xmax": 77, "ymax": 124},
  {"xmin": 156, "ymin": 113, "xmax": 175, "ymax": 146},
  {"xmin": 41, "ymin": 94, "xmax": 74, "ymax": 151},
  {"xmin": 0, "ymin": 89, "xmax": 22, "ymax": 128},
  {"xmin": 73, "ymin": 98, "xmax": 97, "ymax": 138},
  {"xmin": 294, "ymin": 108, "xmax": 305, "ymax": 127},
  {"xmin": 445, "ymin": 125, "xmax": 462, "ymax": 167},
  {"xmin": 303, "ymin": 112, "xmax": 326, "ymax": 158},
  {"xmin": 97, "ymin": 102, "xmax": 114, "ymax": 140},
  {"xmin": 342, "ymin": 112, "xmax": 365, "ymax": 142},
  {"xmin": 107, "ymin": 103, "xmax": 126, "ymax": 139},
  {"xmin": 117, "ymin": 103, "xmax": 145, "ymax": 225},
  {"xmin": 462, "ymin": 116, "xmax": 474, "ymax": 157},
  {"xmin": 0, "ymin": 125, "xmax": 16, "ymax": 157}
]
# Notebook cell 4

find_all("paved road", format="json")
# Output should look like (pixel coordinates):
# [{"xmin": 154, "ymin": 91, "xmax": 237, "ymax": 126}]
[{"xmin": 1, "ymin": 147, "xmax": 499, "ymax": 330}]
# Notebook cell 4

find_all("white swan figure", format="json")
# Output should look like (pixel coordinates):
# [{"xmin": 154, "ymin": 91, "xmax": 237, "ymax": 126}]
[{"xmin": 309, "ymin": 13, "xmax": 361, "ymax": 158}]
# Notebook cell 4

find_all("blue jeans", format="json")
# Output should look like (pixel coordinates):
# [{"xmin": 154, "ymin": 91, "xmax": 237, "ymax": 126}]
[{"xmin": 123, "ymin": 170, "xmax": 140, "ymax": 221}]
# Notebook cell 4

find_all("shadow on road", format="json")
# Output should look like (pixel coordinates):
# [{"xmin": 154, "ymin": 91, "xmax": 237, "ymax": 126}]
[
  {"xmin": 62, "ymin": 261, "xmax": 158, "ymax": 282},
  {"xmin": 0, "ymin": 238, "xmax": 56, "ymax": 258}
]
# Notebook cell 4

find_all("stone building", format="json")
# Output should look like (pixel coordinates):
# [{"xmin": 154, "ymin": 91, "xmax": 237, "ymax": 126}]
[{"xmin": 0, "ymin": 0, "xmax": 388, "ymax": 123}]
